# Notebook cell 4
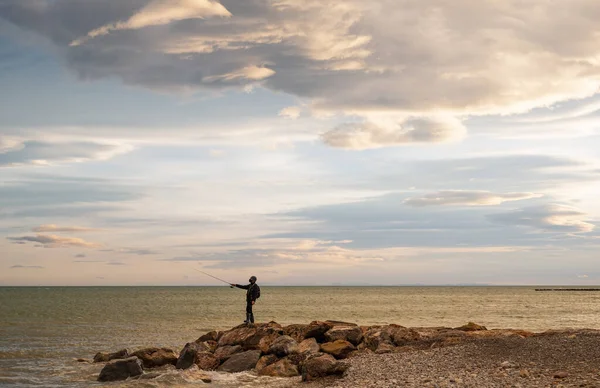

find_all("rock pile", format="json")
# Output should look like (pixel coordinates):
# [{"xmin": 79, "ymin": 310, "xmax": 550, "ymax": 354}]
[{"xmin": 93, "ymin": 320, "xmax": 533, "ymax": 382}]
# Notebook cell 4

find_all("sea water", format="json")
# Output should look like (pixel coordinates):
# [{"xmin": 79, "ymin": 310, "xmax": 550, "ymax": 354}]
[{"xmin": 1, "ymin": 286, "xmax": 600, "ymax": 387}]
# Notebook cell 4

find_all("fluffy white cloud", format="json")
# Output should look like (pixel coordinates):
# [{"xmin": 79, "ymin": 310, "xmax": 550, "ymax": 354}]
[
  {"xmin": 279, "ymin": 106, "xmax": 302, "ymax": 119},
  {"xmin": 8, "ymin": 234, "xmax": 101, "ymax": 248},
  {"xmin": 405, "ymin": 191, "xmax": 543, "ymax": 207},
  {"xmin": 488, "ymin": 204, "xmax": 595, "ymax": 234},
  {"xmin": 321, "ymin": 117, "xmax": 466, "ymax": 149}
]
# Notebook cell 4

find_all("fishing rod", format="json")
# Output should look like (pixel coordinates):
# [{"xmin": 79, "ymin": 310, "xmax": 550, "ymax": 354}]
[{"xmin": 192, "ymin": 268, "xmax": 234, "ymax": 288}]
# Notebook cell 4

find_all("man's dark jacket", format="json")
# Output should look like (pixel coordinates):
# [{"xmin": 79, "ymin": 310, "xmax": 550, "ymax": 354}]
[{"xmin": 235, "ymin": 283, "xmax": 259, "ymax": 302}]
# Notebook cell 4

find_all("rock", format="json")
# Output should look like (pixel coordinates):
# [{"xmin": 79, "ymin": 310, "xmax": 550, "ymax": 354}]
[
  {"xmin": 76, "ymin": 358, "xmax": 90, "ymax": 363},
  {"xmin": 286, "ymin": 352, "xmax": 310, "ymax": 366},
  {"xmin": 176, "ymin": 342, "xmax": 206, "ymax": 370},
  {"xmin": 324, "ymin": 320, "xmax": 358, "ymax": 327},
  {"xmin": 375, "ymin": 342, "xmax": 395, "ymax": 354},
  {"xmin": 195, "ymin": 352, "xmax": 220, "ymax": 371},
  {"xmin": 519, "ymin": 369, "xmax": 531, "ymax": 378},
  {"xmin": 214, "ymin": 345, "xmax": 243, "ymax": 362},
  {"xmin": 500, "ymin": 361, "xmax": 517, "ymax": 369},
  {"xmin": 388, "ymin": 325, "xmax": 421, "ymax": 346},
  {"xmin": 455, "ymin": 322, "xmax": 487, "ymax": 331},
  {"xmin": 217, "ymin": 350, "xmax": 261, "ymax": 373},
  {"xmin": 554, "ymin": 371, "xmax": 569, "ymax": 379},
  {"xmin": 98, "ymin": 356, "xmax": 143, "ymax": 382},
  {"xmin": 258, "ymin": 332, "xmax": 281, "ymax": 353},
  {"xmin": 218, "ymin": 323, "xmax": 283, "ymax": 350},
  {"xmin": 268, "ymin": 335, "xmax": 299, "ymax": 357},
  {"xmin": 93, "ymin": 349, "xmax": 129, "ymax": 363},
  {"xmin": 300, "ymin": 353, "xmax": 349, "ymax": 382},
  {"xmin": 258, "ymin": 358, "xmax": 300, "ymax": 377},
  {"xmin": 298, "ymin": 338, "xmax": 320, "ymax": 354},
  {"xmin": 325, "ymin": 326, "xmax": 363, "ymax": 346},
  {"xmin": 362, "ymin": 327, "xmax": 393, "ymax": 351},
  {"xmin": 130, "ymin": 347, "xmax": 178, "ymax": 368},
  {"xmin": 256, "ymin": 354, "xmax": 279, "ymax": 373},
  {"xmin": 201, "ymin": 340, "xmax": 218, "ymax": 353},
  {"xmin": 305, "ymin": 321, "xmax": 333, "ymax": 342},
  {"xmin": 196, "ymin": 330, "xmax": 221, "ymax": 343},
  {"xmin": 320, "ymin": 340, "xmax": 355, "ymax": 359},
  {"xmin": 284, "ymin": 324, "xmax": 309, "ymax": 343}
]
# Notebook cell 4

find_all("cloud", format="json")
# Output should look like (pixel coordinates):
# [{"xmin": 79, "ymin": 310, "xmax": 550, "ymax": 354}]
[
  {"xmin": 321, "ymin": 117, "xmax": 467, "ymax": 149},
  {"xmin": 10, "ymin": 265, "xmax": 44, "ymax": 269},
  {"xmin": 7, "ymin": 234, "xmax": 101, "ymax": 248},
  {"xmin": 4, "ymin": 0, "xmax": 600, "ymax": 119},
  {"xmin": 0, "ymin": 140, "xmax": 132, "ymax": 167},
  {"xmin": 71, "ymin": 0, "xmax": 231, "ymax": 46},
  {"xmin": 405, "ymin": 191, "xmax": 543, "ymax": 207},
  {"xmin": 106, "ymin": 262, "xmax": 126, "ymax": 266},
  {"xmin": 202, "ymin": 65, "xmax": 275, "ymax": 83},
  {"xmin": 74, "ymin": 254, "xmax": 86, "ymax": 258},
  {"xmin": 279, "ymin": 106, "xmax": 302, "ymax": 120},
  {"xmin": 488, "ymin": 204, "xmax": 596, "ymax": 234},
  {"xmin": 100, "ymin": 248, "xmax": 160, "ymax": 255},
  {"xmin": 33, "ymin": 225, "xmax": 98, "ymax": 233},
  {"xmin": 74, "ymin": 260, "xmax": 105, "ymax": 263}
]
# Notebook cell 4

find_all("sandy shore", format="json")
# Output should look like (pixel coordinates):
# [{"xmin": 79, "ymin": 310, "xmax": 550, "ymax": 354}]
[{"xmin": 293, "ymin": 330, "xmax": 600, "ymax": 388}]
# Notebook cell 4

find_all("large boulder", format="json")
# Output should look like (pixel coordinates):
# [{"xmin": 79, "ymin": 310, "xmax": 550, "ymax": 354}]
[
  {"xmin": 98, "ymin": 357, "xmax": 143, "ymax": 382},
  {"xmin": 258, "ymin": 358, "xmax": 299, "ymax": 377},
  {"xmin": 301, "ymin": 353, "xmax": 349, "ymax": 382},
  {"xmin": 93, "ymin": 349, "xmax": 129, "ymax": 363},
  {"xmin": 258, "ymin": 332, "xmax": 282, "ymax": 353},
  {"xmin": 176, "ymin": 343, "xmax": 203, "ymax": 370},
  {"xmin": 320, "ymin": 340, "xmax": 355, "ymax": 359},
  {"xmin": 268, "ymin": 335, "xmax": 299, "ymax": 357},
  {"xmin": 195, "ymin": 352, "xmax": 220, "ymax": 371},
  {"xmin": 255, "ymin": 354, "xmax": 279, "ymax": 373},
  {"xmin": 325, "ymin": 326, "xmax": 363, "ymax": 346},
  {"xmin": 387, "ymin": 325, "xmax": 421, "ymax": 346},
  {"xmin": 217, "ymin": 350, "xmax": 261, "ymax": 373},
  {"xmin": 362, "ymin": 325, "xmax": 421, "ymax": 350},
  {"xmin": 218, "ymin": 323, "xmax": 283, "ymax": 350},
  {"xmin": 298, "ymin": 338, "xmax": 320, "ymax": 354},
  {"xmin": 214, "ymin": 345, "xmax": 243, "ymax": 362},
  {"xmin": 130, "ymin": 348, "xmax": 178, "ymax": 368}
]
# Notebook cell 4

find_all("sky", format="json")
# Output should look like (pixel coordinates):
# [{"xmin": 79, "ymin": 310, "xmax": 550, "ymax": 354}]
[{"xmin": 1, "ymin": 0, "xmax": 600, "ymax": 286}]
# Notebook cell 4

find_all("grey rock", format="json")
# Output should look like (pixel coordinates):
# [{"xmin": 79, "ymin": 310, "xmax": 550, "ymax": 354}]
[
  {"xmin": 98, "ymin": 356, "xmax": 143, "ymax": 382},
  {"xmin": 217, "ymin": 350, "xmax": 261, "ymax": 373}
]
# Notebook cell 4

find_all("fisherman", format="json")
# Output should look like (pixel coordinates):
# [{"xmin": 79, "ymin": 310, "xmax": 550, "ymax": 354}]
[{"xmin": 230, "ymin": 276, "xmax": 260, "ymax": 325}]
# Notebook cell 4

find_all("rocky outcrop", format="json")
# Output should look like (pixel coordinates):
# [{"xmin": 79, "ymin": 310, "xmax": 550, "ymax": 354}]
[
  {"xmin": 256, "ymin": 354, "xmax": 279, "ymax": 373},
  {"xmin": 130, "ymin": 347, "xmax": 178, "ymax": 368},
  {"xmin": 93, "ymin": 349, "xmax": 129, "ymax": 363},
  {"xmin": 258, "ymin": 358, "xmax": 299, "ymax": 377},
  {"xmin": 455, "ymin": 322, "xmax": 487, "ymax": 331},
  {"xmin": 196, "ymin": 330, "xmax": 221, "ymax": 343},
  {"xmin": 176, "ymin": 343, "xmax": 201, "ymax": 370},
  {"xmin": 301, "ymin": 353, "xmax": 349, "ymax": 382},
  {"xmin": 195, "ymin": 352, "xmax": 220, "ymax": 370},
  {"xmin": 217, "ymin": 350, "xmax": 262, "ymax": 373},
  {"xmin": 320, "ymin": 340, "xmax": 356, "ymax": 359},
  {"xmin": 98, "ymin": 357, "xmax": 143, "ymax": 382}
]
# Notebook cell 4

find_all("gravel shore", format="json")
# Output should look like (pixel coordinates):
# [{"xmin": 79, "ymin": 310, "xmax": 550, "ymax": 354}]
[{"xmin": 295, "ymin": 330, "xmax": 600, "ymax": 388}]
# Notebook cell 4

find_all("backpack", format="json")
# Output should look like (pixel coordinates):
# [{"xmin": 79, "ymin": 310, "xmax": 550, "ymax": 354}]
[{"xmin": 255, "ymin": 285, "xmax": 261, "ymax": 299}]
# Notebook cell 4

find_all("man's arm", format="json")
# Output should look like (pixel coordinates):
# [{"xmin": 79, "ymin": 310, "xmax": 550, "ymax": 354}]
[{"xmin": 232, "ymin": 283, "xmax": 250, "ymax": 290}]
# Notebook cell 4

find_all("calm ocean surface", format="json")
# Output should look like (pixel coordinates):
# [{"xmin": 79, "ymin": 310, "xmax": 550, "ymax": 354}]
[{"xmin": 1, "ymin": 286, "xmax": 600, "ymax": 387}]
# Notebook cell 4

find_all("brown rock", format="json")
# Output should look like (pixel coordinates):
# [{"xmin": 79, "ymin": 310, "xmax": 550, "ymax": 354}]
[
  {"xmin": 284, "ymin": 324, "xmax": 309, "ymax": 343},
  {"xmin": 455, "ymin": 322, "xmax": 487, "ymax": 331},
  {"xmin": 286, "ymin": 352, "xmax": 310, "ymax": 366},
  {"xmin": 325, "ymin": 326, "xmax": 363, "ymax": 346},
  {"xmin": 93, "ymin": 349, "xmax": 129, "ymax": 363},
  {"xmin": 130, "ymin": 347, "xmax": 178, "ymax": 368},
  {"xmin": 176, "ymin": 342, "xmax": 204, "ymax": 370},
  {"xmin": 362, "ymin": 327, "xmax": 393, "ymax": 351},
  {"xmin": 218, "ymin": 326, "xmax": 258, "ymax": 348},
  {"xmin": 202, "ymin": 340, "xmax": 218, "ymax": 353},
  {"xmin": 298, "ymin": 338, "xmax": 320, "ymax": 354},
  {"xmin": 217, "ymin": 350, "xmax": 261, "ymax": 373},
  {"xmin": 195, "ymin": 352, "xmax": 220, "ymax": 371},
  {"xmin": 258, "ymin": 358, "xmax": 299, "ymax": 377},
  {"xmin": 256, "ymin": 354, "xmax": 279, "ymax": 373},
  {"xmin": 258, "ymin": 332, "xmax": 281, "ymax": 353},
  {"xmin": 301, "ymin": 353, "xmax": 349, "ymax": 382},
  {"xmin": 214, "ymin": 345, "xmax": 243, "ymax": 362},
  {"xmin": 320, "ymin": 340, "xmax": 355, "ymax": 359},
  {"xmin": 268, "ymin": 335, "xmax": 299, "ymax": 357},
  {"xmin": 98, "ymin": 357, "xmax": 143, "ymax": 382},
  {"xmin": 519, "ymin": 369, "xmax": 531, "ymax": 378},
  {"xmin": 196, "ymin": 330, "xmax": 221, "ymax": 343},
  {"xmin": 388, "ymin": 325, "xmax": 421, "ymax": 346},
  {"xmin": 324, "ymin": 320, "xmax": 358, "ymax": 327},
  {"xmin": 554, "ymin": 371, "xmax": 569, "ymax": 379},
  {"xmin": 375, "ymin": 342, "xmax": 395, "ymax": 354}
]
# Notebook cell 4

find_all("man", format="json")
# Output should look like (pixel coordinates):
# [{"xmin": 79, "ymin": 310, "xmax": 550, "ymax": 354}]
[{"xmin": 231, "ymin": 276, "xmax": 260, "ymax": 325}]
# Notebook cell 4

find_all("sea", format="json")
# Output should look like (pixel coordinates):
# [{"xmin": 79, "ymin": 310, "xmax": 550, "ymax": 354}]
[{"xmin": 1, "ymin": 286, "xmax": 600, "ymax": 387}]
